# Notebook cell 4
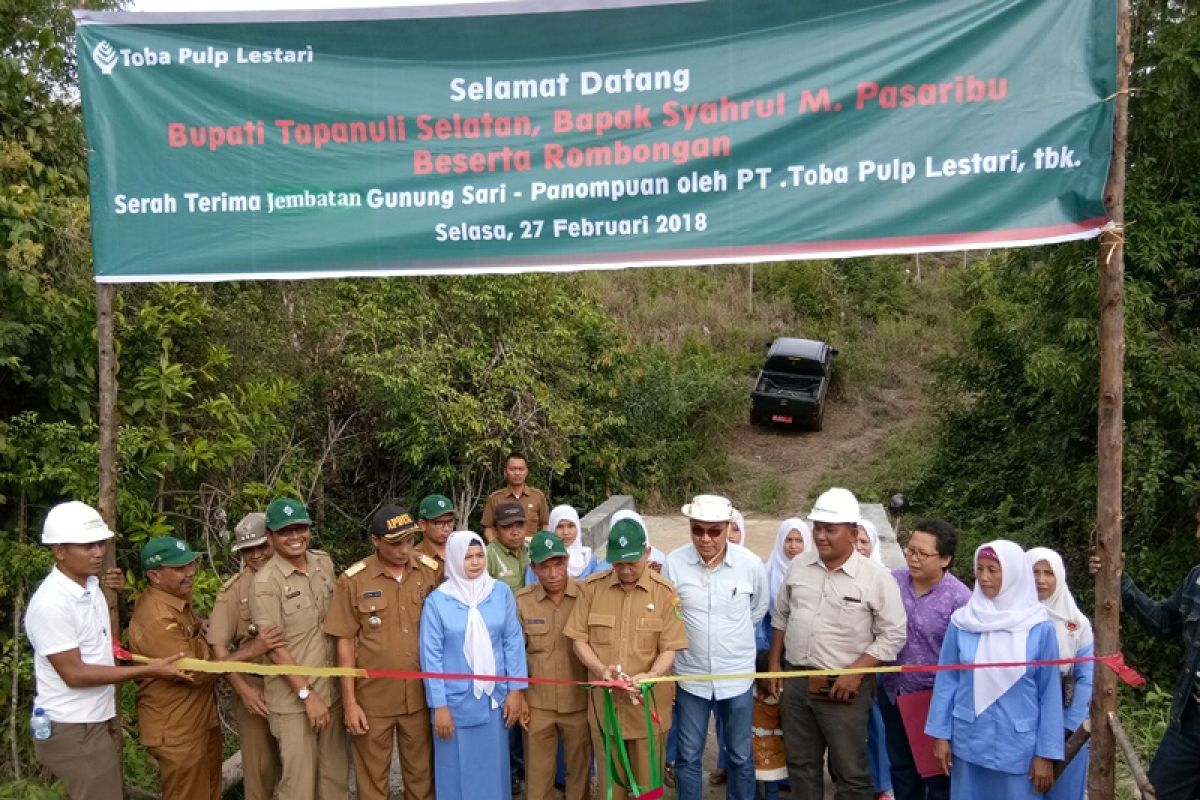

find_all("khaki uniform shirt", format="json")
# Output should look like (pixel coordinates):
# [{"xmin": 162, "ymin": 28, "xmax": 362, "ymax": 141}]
[
  {"xmin": 206, "ymin": 568, "xmax": 268, "ymax": 693},
  {"xmin": 487, "ymin": 539, "xmax": 530, "ymax": 592},
  {"xmin": 128, "ymin": 587, "xmax": 217, "ymax": 747},
  {"xmin": 323, "ymin": 552, "xmax": 440, "ymax": 715},
  {"xmin": 481, "ymin": 485, "xmax": 549, "ymax": 537},
  {"xmin": 772, "ymin": 550, "xmax": 907, "ymax": 669},
  {"xmin": 250, "ymin": 549, "xmax": 338, "ymax": 713},
  {"xmin": 515, "ymin": 579, "xmax": 588, "ymax": 713},
  {"xmin": 415, "ymin": 538, "xmax": 446, "ymax": 578},
  {"xmin": 563, "ymin": 568, "xmax": 688, "ymax": 737}
]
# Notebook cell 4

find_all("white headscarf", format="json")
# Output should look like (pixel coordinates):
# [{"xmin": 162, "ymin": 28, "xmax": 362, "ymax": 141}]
[
  {"xmin": 951, "ymin": 539, "xmax": 1049, "ymax": 714},
  {"xmin": 436, "ymin": 531, "xmax": 498, "ymax": 700},
  {"xmin": 730, "ymin": 511, "xmax": 746, "ymax": 545},
  {"xmin": 766, "ymin": 518, "xmax": 813, "ymax": 599},
  {"xmin": 549, "ymin": 505, "xmax": 591, "ymax": 577},
  {"xmin": 858, "ymin": 519, "xmax": 885, "ymax": 565},
  {"xmin": 610, "ymin": 509, "xmax": 664, "ymax": 567},
  {"xmin": 1026, "ymin": 547, "xmax": 1094, "ymax": 675}
]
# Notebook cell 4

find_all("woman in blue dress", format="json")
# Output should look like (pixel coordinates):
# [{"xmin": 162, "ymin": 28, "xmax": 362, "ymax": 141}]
[
  {"xmin": 1027, "ymin": 547, "xmax": 1094, "ymax": 800},
  {"xmin": 926, "ymin": 539, "xmax": 1064, "ymax": 799},
  {"xmin": 420, "ymin": 530, "xmax": 529, "ymax": 800}
]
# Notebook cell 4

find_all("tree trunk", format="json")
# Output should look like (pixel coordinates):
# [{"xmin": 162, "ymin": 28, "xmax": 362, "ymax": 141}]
[
  {"xmin": 1088, "ymin": 1, "xmax": 1131, "ymax": 798},
  {"xmin": 96, "ymin": 283, "xmax": 119, "ymax": 630}
]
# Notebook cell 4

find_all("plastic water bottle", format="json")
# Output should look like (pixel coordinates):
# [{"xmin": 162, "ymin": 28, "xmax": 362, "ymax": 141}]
[{"xmin": 30, "ymin": 708, "xmax": 51, "ymax": 741}]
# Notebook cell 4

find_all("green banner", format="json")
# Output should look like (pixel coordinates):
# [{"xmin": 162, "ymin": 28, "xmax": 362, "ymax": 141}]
[{"xmin": 75, "ymin": 0, "xmax": 1115, "ymax": 283}]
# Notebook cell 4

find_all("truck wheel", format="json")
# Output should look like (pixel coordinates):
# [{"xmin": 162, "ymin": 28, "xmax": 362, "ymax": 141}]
[{"xmin": 812, "ymin": 405, "xmax": 825, "ymax": 432}]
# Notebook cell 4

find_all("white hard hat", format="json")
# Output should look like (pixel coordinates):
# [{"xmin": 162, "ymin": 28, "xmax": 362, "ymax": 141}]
[
  {"xmin": 681, "ymin": 494, "xmax": 736, "ymax": 523},
  {"xmin": 42, "ymin": 501, "xmax": 114, "ymax": 545},
  {"xmin": 807, "ymin": 488, "xmax": 861, "ymax": 525}
]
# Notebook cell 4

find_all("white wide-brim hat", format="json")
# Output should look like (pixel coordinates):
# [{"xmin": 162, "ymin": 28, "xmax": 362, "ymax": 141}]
[{"xmin": 681, "ymin": 494, "xmax": 736, "ymax": 523}]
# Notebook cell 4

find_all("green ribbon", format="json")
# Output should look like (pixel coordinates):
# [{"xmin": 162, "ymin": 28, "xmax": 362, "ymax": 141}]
[{"xmin": 593, "ymin": 685, "xmax": 663, "ymax": 800}]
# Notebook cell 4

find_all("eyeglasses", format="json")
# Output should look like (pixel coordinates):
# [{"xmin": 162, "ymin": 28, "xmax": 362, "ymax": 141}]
[
  {"xmin": 904, "ymin": 547, "xmax": 941, "ymax": 561},
  {"xmin": 690, "ymin": 527, "xmax": 726, "ymax": 539},
  {"xmin": 428, "ymin": 517, "xmax": 456, "ymax": 528}
]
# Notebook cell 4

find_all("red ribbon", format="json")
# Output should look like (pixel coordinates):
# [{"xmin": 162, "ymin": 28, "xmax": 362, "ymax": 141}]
[{"xmin": 900, "ymin": 653, "xmax": 1146, "ymax": 686}]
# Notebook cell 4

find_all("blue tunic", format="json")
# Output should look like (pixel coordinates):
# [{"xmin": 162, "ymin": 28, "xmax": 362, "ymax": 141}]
[
  {"xmin": 1047, "ymin": 642, "xmax": 1093, "ymax": 800},
  {"xmin": 419, "ymin": 583, "xmax": 528, "ymax": 800},
  {"xmin": 867, "ymin": 699, "xmax": 892, "ymax": 792},
  {"xmin": 925, "ymin": 620, "xmax": 1064, "ymax": 799}
]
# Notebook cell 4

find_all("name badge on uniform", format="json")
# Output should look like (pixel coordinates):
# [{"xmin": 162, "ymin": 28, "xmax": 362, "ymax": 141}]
[
  {"xmin": 361, "ymin": 590, "xmax": 383, "ymax": 599},
  {"xmin": 527, "ymin": 617, "xmax": 546, "ymax": 624},
  {"xmin": 285, "ymin": 590, "xmax": 302, "ymax": 599}
]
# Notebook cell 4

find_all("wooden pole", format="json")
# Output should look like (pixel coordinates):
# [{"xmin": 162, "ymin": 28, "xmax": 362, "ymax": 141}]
[
  {"xmin": 96, "ymin": 282, "xmax": 119, "ymax": 626},
  {"xmin": 1088, "ymin": 0, "xmax": 1131, "ymax": 797},
  {"xmin": 1108, "ymin": 712, "xmax": 1157, "ymax": 800},
  {"xmin": 1055, "ymin": 721, "xmax": 1092, "ymax": 778}
]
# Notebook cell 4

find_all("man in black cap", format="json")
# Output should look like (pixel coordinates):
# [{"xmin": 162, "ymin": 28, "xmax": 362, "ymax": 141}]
[
  {"xmin": 486, "ymin": 501, "xmax": 531, "ymax": 592},
  {"xmin": 485, "ymin": 500, "xmax": 532, "ymax": 792},
  {"xmin": 325, "ymin": 505, "xmax": 440, "ymax": 800}
]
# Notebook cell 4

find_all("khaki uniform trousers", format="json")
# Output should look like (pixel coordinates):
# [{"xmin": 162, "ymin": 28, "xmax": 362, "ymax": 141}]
[
  {"xmin": 526, "ymin": 707, "xmax": 592, "ymax": 800},
  {"xmin": 350, "ymin": 711, "xmax": 435, "ymax": 800},
  {"xmin": 269, "ymin": 707, "xmax": 350, "ymax": 800},
  {"xmin": 590, "ymin": 726, "xmax": 665, "ymax": 800},
  {"xmin": 33, "ymin": 718, "xmax": 123, "ymax": 800},
  {"xmin": 147, "ymin": 726, "xmax": 223, "ymax": 800},
  {"xmin": 232, "ymin": 693, "xmax": 281, "ymax": 800}
]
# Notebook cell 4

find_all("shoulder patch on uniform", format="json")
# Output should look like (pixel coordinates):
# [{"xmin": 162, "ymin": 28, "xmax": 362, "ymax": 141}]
[
  {"xmin": 671, "ymin": 595, "xmax": 683, "ymax": 619},
  {"xmin": 344, "ymin": 561, "xmax": 366, "ymax": 577},
  {"xmin": 417, "ymin": 554, "xmax": 439, "ymax": 571}
]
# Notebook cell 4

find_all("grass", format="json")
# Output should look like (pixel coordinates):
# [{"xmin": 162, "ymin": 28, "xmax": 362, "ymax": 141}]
[{"xmin": 747, "ymin": 473, "xmax": 788, "ymax": 515}]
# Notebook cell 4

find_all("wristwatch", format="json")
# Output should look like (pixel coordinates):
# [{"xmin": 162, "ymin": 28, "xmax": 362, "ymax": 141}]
[{"xmin": 297, "ymin": 685, "xmax": 313, "ymax": 701}]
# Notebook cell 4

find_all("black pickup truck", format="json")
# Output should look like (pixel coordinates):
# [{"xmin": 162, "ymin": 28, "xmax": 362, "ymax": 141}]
[{"xmin": 750, "ymin": 337, "xmax": 836, "ymax": 430}]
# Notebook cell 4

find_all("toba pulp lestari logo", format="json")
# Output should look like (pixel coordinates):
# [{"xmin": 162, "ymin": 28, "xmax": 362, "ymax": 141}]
[
  {"xmin": 92, "ymin": 41, "xmax": 119, "ymax": 75},
  {"xmin": 86, "ymin": 41, "xmax": 316, "ymax": 74}
]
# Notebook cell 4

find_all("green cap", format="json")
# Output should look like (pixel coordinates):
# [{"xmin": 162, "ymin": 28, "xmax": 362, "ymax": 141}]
[
  {"xmin": 141, "ymin": 536, "xmax": 201, "ymax": 571},
  {"xmin": 529, "ymin": 531, "xmax": 569, "ymax": 564},
  {"xmin": 418, "ymin": 494, "xmax": 456, "ymax": 520},
  {"xmin": 265, "ymin": 498, "xmax": 312, "ymax": 532},
  {"xmin": 606, "ymin": 518, "xmax": 648, "ymax": 563}
]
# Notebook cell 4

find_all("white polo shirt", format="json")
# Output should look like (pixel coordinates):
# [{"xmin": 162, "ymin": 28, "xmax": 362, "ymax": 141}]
[{"xmin": 24, "ymin": 567, "xmax": 116, "ymax": 722}]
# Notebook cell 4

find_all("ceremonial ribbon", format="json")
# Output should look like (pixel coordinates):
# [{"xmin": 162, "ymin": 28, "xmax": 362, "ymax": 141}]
[
  {"xmin": 112, "ymin": 640, "xmax": 1146, "ymax": 688},
  {"xmin": 593, "ymin": 685, "xmax": 663, "ymax": 800}
]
